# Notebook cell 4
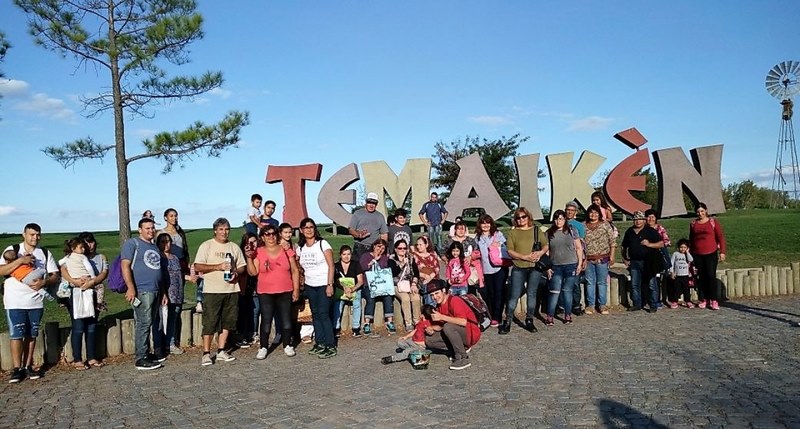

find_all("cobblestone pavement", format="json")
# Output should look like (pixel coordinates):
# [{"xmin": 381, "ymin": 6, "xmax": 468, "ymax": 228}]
[{"xmin": 1, "ymin": 295, "xmax": 799, "ymax": 428}]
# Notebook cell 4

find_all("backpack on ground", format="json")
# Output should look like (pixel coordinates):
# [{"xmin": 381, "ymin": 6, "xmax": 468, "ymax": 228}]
[
  {"xmin": 459, "ymin": 293, "xmax": 491, "ymax": 332},
  {"xmin": 108, "ymin": 239, "xmax": 139, "ymax": 293}
]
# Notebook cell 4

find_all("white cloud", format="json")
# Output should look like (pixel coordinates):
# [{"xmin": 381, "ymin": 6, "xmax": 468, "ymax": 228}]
[
  {"xmin": 0, "ymin": 79, "xmax": 30, "ymax": 97},
  {"xmin": 469, "ymin": 115, "xmax": 513, "ymax": 126},
  {"xmin": 739, "ymin": 166, "xmax": 800, "ymax": 189},
  {"xmin": 15, "ymin": 92, "xmax": 76, "ymax": 121},
  {"xmin": 209, "ymin": 87, "xmax": 232, "ymax": 99},
  {"xmin": 567, "ymin": 116, "xmax": 614, "ymax": 132},
  {"xmin": 0, "ymin": 206, "xmax": 18, "ymax": 216}
]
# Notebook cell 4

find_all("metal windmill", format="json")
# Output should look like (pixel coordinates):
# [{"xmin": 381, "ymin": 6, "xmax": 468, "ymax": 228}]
[{"xmin": 765, "ymin": 60, "xmax": 800, "ymax": 207}]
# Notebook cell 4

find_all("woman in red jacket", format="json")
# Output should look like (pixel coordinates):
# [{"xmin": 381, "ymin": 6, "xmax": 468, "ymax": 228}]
[{"xmin": 688, "ymin": 203, "xmax": 727, "ymax": 310}]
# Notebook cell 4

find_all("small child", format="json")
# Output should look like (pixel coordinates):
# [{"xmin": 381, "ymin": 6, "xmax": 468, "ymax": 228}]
[
  {"xmin": 668, "ymin": 238, "xmax": 695, "ymax": 308},
  {"xmin": 381, "ymin": 304, "xmax": 436, "ymax": 365},
  {"xmin": 2, "ymin": 249, "xmax": 54, "ymax": 301},
  {"xmin": 60, "ymin": 238, "xmax": 99, "ymax": 316},
  {"xmin": 445, "ymin": 241, "xmax": 471, "ymax": 296},
  {"xmin": 468, "ymin": 248, "xmax": 484, "ymax": 288},
  {"xmin": 245, "ymin": 193, "xmax": 263, "ymax": 236}
]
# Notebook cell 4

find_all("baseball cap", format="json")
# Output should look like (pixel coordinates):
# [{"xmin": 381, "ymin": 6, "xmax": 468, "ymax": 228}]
[
  {"xmin": 632, "ymin": 210, "xmax": 646, "ymax": 220},
  {"xmin": 425, "ymin": 279, "xmax": 447, "ymax": 294},
  {"xmin": 366, "ymin": 192, "xmax": 379, "ymax": 204}
]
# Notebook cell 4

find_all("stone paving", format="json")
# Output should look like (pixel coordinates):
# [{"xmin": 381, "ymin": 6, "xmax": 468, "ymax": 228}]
[{"xmin": 0, "ymin": 295, "xmax": 799, "ymax": 428}]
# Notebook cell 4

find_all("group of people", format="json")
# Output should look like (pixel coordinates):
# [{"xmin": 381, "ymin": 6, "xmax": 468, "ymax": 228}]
[{"xmin": 0, "ymin": 191, "xmax": 727, "ymax": 380}]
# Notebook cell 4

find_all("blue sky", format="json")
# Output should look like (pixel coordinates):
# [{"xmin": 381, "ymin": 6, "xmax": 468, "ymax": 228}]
[{"xmin": 0, "ymin": 1, "xmax": 796, "ymax": 233}]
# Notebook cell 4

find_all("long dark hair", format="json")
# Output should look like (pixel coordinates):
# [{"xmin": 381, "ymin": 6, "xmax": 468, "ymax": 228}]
[
  {"xmin": 475, "ymin": 214, "xmax": 498, "ymax": 237},
  {"xmin": 279, "ymin": 222, "xmax": 294, "ymax": 248},
  {"xmin": 547, "ymin": 209, "xmax": 571, "ymax": 239},
  {"xmin": 78, "ymin": 231, "xmax": 97, "ymax": 257},
  {"xmin": 299, "ymin": 217, "xmax": 322, "ymax": 246},
  {"xmin": 164, "ymin": 208, "xmax": 189, "ymax": 260},
  {"xmin": 239, "ymin": 231, "xmax": 258, "ymax": 252},
  {"xmin": 446, "ymin": 240, "xmax": 466, "ymax": 267},
  {"xmin": 156, "ymin": 233, "xmax": 173, "ymax": 254},
  {"xmin": 591, "ymin": 191, "xmax": 611, "ymax": 210}
]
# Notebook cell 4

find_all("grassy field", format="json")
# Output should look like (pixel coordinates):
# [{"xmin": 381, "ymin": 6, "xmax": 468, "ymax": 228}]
[{"xmin": 0, "ymin": 208, "xmax": 798, "ymax": 330}]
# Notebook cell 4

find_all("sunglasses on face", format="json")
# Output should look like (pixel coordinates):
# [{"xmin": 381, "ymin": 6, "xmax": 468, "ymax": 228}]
[
  {"xmin": 396, "ymin": 246, "xmax": 407, "ymax": 250},
  {"xmin": 514, "ymin": 214, "xmax": 528, "ymax": 220}
]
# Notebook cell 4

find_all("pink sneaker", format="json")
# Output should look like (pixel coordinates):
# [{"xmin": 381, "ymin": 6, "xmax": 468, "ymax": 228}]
[
  {"xmin": 697, "ymin": 300, "xmax": 707, "ymax": 309},
  {"xmin": 710, "ymin": 300, "xmax": 720, "ymax": 310},
  {"xmin": 685, "ymin": 301, "xmax": 695, "ymax": 308},
  {"xmin": 490, "ymin": 320, "xmax": 499, "ymax": 327},
  {"xmin": 669, "ymin": 302, "xmax": 678, "ymax": 309}
]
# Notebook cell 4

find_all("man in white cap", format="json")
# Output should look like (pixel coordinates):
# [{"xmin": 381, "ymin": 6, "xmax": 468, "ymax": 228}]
[{"xmin": 348, "ymin": 192, "xmax": 388, "ymax": 261}]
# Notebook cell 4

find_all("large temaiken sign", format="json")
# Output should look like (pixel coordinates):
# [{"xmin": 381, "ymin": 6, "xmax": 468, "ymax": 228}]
[{"xmin": 265, "ymin": 128, "xmax": 725, "ymax": 227}]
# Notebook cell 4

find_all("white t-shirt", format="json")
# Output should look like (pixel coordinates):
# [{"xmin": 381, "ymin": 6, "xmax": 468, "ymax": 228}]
[
  {"xmin": 297, "ymin": 240, "xmax": 332, "ymax": 287},
  {"xmin": 246, "ymin": 206, "xmax": 262, "ymax": 224},
  {"xmin": 1, "ymin": 244, "xmax": 59, "ymax": 309}
]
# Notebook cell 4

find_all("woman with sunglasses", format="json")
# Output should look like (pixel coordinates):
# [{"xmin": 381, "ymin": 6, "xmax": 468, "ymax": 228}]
[
  {"xmin": 388, "ymin": 239, "xmax": 421, "ymax": 332},
  {"xmin": 502, "ymin": 207, "xmax": 548, "ymax": 334}
]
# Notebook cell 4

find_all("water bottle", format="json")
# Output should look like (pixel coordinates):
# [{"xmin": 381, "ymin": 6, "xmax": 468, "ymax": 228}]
[{"xmin": 223, "ymin": 253, "xmax": 233, "ymax": 282}]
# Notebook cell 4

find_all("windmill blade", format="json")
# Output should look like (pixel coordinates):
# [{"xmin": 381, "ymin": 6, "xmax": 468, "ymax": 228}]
[{"xmin": 766, "ymin": 60, "xmax": 800, "ymax": 99}]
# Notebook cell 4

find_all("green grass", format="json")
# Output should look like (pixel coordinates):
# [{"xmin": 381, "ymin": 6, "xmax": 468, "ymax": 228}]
[{"xmin": 1, "ymin": 209, "xmax": 798, "ymax": 331}]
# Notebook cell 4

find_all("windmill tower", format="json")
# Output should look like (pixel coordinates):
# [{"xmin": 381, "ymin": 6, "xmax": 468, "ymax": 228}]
[{"xmin": 765, "ymin": 61, "xmax": 800, "ymax": 207}]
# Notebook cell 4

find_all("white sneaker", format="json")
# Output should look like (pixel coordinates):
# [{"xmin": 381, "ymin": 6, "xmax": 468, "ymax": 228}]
[
  {"xmin": 169, "ymin": 345, "xmax": 184, "ymax": 355},
  {"xmin": 216, "ymin": 350, "xmax": 235, "ymax": 362},
  {"xmin": 256, "ymin": 347, "xmax": 268, "ymax": 360},
  {"xmin": 195, "ymin": 302, "xmax": 203, "ymax": 313},
  {"xmin": 201, "ymin": 353, "xmax": 213, "ymax": 366},
  {"xmin": 283, "ymin": 345, "xmax": 296, "ymax": 357}
]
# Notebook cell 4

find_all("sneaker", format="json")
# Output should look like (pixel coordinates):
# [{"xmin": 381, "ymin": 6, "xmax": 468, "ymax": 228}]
[
  {"xmin": 710, "ymin": 300, "xmax": 720, "ymax": 310},
  {"xmin": 685, "ymin": 301, "xmax": 695, "ymax": 308},
  {"xmin": 490, "ymin": 319, "xmax": 500, "ymax": 327},
  {"xmin": 404, "ymin": 324, "xmax": 414, "ymax": 332},
  {"xmin": 386, "ymin": 322, "xmax": 396, "ymax": 335},
  {"xmin": 697, "ymin": 300, "xmax": 707, "ymax": 309},
  {"xmin": 169, "ymin": 345, "xmax": 184, "ymax": 355},
  {"xmin": 8, "ymin": 368, "xmax": 24, "ymax": 383},
  {"xmin": 236, "ymin": 339, "xmax": 251, "ymax": 349},
  {"xmin": 498, "ymin": 320, "xmax": 511, "ymax": 335},
  {"xmin": 283, "ymin": 345, "xmax": 296, "ymax": 357},
  {"xmin": 381, "ymin": 356, "xmax": 394, "ymax": 365},
  {"xmin": 564, "ymin": 315, "xmax": 573, "ymax": 324},
  {"xmin": 669, "ymin": 302, "xmax": 678, "ymax": 309},
  {"xmin": 135, "ymin": 359, "xmax": 163, "ymax": 370},
  {"xmin": 648, "ymin": 306, "xmax": 658, "ymax": 313},
  {"xmin": 449, "ymin": 357, "xmax": 472, "ymax": 370},
  {"xmin": 352, "ymin": 328, "xmax": 362, "ymax": 338},
  {"xmin": 318, "ymin": 346, "xmax": 337, "ymax": 359},
  {"xmin": 25, "ymin": 366, "xmax": 42, "ymax": 380},
  {"xmin": 584, "ymin": 308, "xmax": 594, "ymax": 315},
  {"xmin": 256, "ymin": 347, "xmax": 268, "ymax": 360},
  {"xmin": 525, "ymin": 318, "xmax": 538, "ymax": 333},
  {"xmin": 216, "ymin": 350, "xmax": 235, "ymax": 362},
  {"xmin": 201, "ymin": 353, "xmax": 213, "ymax": 366},
  {"xmin": 363, "ymin": 324, "xmax": 372, "ymax": 335},
  {"xmin": 308, "ymin": 344, "xmax": 324, "ymax": 355},
  {"xmin": 148, "ymin": 353, "xmax": 167, "ymax": 363},
  {"xmin": 194, "ymin": 302, "xmax": 203, "ymax": 313},
  {"xmin": 600, "ymin": 306, "xmax": 610, "ymax": 315},
  {"xmin": 545, "ymin": 315, "xmax": 555, "ymax": 326},
  {"xmin": 627, "ymin": 306, "xmax": 642, "ymax": 312}
]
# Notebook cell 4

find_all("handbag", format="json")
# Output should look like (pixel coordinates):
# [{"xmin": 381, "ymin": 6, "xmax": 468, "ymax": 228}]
[
  {"xmin": 366, "ymin": 264, "xmax": 395, "ymax": 297},
  {"xmin": 488, "ymin": 236, "xmax": 513, "ymax": 268},
  {"xmin": 295, "ymin": 298, "xmax": 313, "ymax": 323},
  {"xmin": 396, "ymin": 262, "xmax": 412, "ymax": 293},
  {"xmin": 72, "ymin": 289, "xmax": 96, "ymax": 319},
  {"xmin": 532, "ymin": 228, "xmax": 553, "ymax": 272}
]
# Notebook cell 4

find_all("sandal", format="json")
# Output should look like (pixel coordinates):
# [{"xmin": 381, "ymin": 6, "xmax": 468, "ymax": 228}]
[
  {"xmin": 73, "ymin": 362, "xmax": 89, "ymax": 371},
  {"xmin": 301, "ymin": 336, "xmax": 312, "ymax": 344},
  {"xmin": 88, "ymin": 360, "xmax": 105, "ymax": 368}
]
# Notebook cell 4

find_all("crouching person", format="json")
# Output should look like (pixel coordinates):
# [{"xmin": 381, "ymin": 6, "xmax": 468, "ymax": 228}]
[
  {"xmin": 381, "ymin": 304, "xmax": 435, "ymax": 365},
  {"xmin": 424, "ymin": 280, "xmax": 481, "ymax": 370}
]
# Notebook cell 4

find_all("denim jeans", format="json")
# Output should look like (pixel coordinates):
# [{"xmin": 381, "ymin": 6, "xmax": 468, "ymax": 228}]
[
  {"xmin": 585, "ymin": 260, "xmax": 609, "ymax": 307},
  {"xmin": 363, "ymin": 283, "xmax": 394, "ymax": 321},
  {"xmin": 306, "ymin": 286, "xmax": 335, "ymax": 347},
  {"xmin": 257, "ymin": 292, "xmax": 292, "ymax": 348},
  {"xmin": 133, "ymin": 291, "xmax": 158, "ymax": 360},
  {"xmin": 428, "ymin": 224, "xmax": 443, "ymax": 253},
  {"xmin": 237, "ymin": 293, "xmax": 263, "ymax": 341},
  {"xmin": 339, "ymin": 289, "xmax": 362, "ymax": 329},
  {"xmin": 481, "ymin": 270, "xmax": 507, "ymax": 321},
  {"xmin": 330, "ymin": 297, "xmax": 343, "ymax": 330},
  {"xmin": 449, "ymin": 285, "xmax": 468, "ymax": 296},
  {"xmin": 628, "ymin": 259, "xmax": 658, "ymax": 308},
  {"xmin": 165, "ymin": 303, "xmax": 182, "ymax": 347},
  {"xmin": 508, "ymin": 267, "xmax": 541, "ymax": 320},
  {"xmin": 547, "ymin": 263, "xmax": 577, "ymax": 316},
  {"xmin": 6, "ymin": 308, "xmax": 44, "ymax": 340}
]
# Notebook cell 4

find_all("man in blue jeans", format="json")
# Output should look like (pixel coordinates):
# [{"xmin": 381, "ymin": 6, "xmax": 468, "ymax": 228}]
[
  {"xmin": 122, "ymin": 217, "xmax": 165, "ymax": 370},
  {"xmin": 621, "ymin": 211, "xmax": 664, "ymax": 313},
  {"xmin": 418, "ymin": 192, "xmax": 448, "ymax": 254},
  {"xmin": 0, "ymin": 223, "xmax": 60, "ymax": 383}
]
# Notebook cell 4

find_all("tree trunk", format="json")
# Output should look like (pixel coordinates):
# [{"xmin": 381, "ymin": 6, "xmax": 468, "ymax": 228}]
[{"xmin": 108, "ymin": 2, "xmax": 130, "ymax": 244}]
